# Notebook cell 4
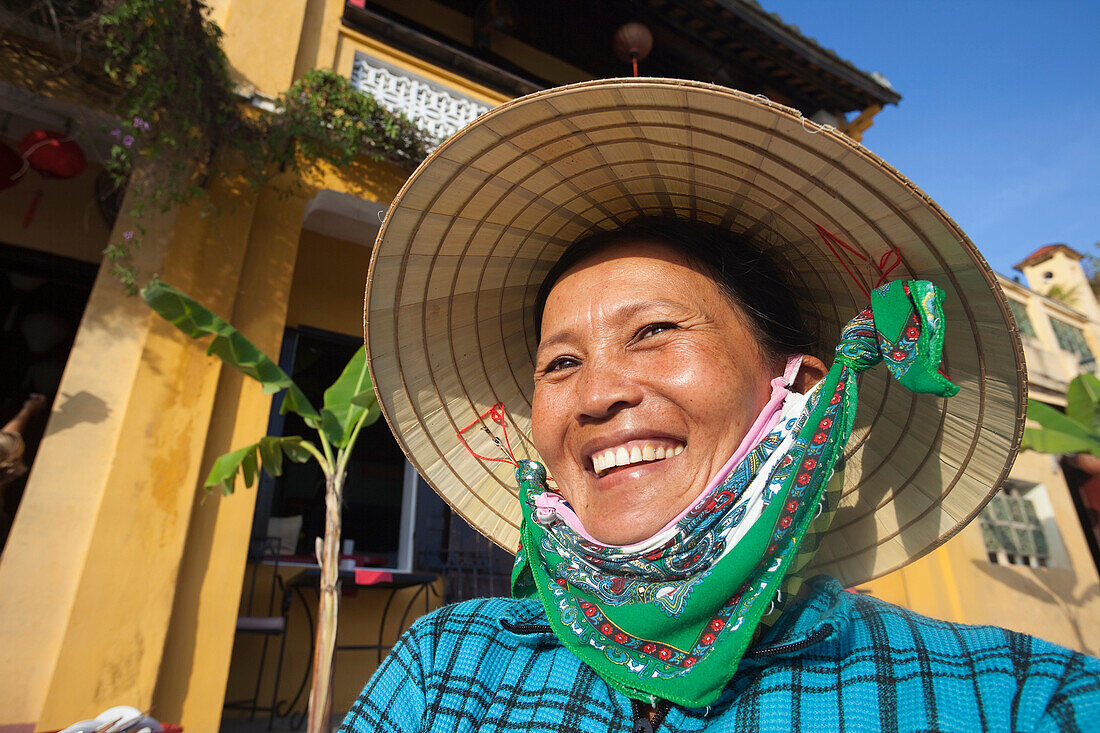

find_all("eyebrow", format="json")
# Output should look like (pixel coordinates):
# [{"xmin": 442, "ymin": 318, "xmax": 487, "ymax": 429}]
[{"xmin": 536, "ymin": 298, "xmax": 685, "ymax": 357}]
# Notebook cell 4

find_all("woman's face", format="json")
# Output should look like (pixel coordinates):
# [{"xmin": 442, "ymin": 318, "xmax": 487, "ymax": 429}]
[{"xmin": 532, "ymin": 240, "xmax": 783, "ymax": 545}]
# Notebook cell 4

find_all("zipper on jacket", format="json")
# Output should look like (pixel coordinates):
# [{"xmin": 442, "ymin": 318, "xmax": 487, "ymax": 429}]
[
  {"xmin": 500, "ymin": 619, "xmax": 552, "ymax": 634},
  {"xmin": 630, "ymin": 699, "xmax": 672, "ymax": 733},
  {"xmin": 744, "ymin": 623, "xmax": 833, "ymax": 659}
]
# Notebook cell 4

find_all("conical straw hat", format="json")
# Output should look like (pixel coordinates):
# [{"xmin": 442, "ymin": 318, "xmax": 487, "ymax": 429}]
[{"xmin": 365, "ymin": 78, "xmax": 1025, "ymax": 586}]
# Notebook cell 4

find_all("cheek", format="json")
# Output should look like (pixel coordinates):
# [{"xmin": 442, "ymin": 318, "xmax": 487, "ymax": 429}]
[
  {"xmin": 661, "ymin": 354, "xmax": 770, "ymax": 437},
  {"xmin": 530, "ymin": 387, "xmax": 563, "ymax": 459}
]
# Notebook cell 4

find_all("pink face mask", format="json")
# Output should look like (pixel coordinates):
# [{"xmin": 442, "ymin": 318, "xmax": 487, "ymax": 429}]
[{"xmin": 533, "ymin": 354, "xmax": 806, "ymax": 548}]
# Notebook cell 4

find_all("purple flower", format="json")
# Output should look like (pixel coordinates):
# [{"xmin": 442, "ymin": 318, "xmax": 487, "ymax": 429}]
[
  {"xmin": 111, "ymin": 128, "xmax": 121, "ymax": 138},
  {"xmin": 123, "ymin": 230, "xmax": 134, "ymax": 240},
  {"xmin": 122, "ymin": 135, "xmax": 135, "ymax": 147},
  {"xmin": 132, "ymin": 116, "xmax": 150, "ymax": 131}
]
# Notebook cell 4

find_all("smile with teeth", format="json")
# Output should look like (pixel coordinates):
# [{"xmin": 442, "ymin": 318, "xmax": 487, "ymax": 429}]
[{"xmin": 591, "ymin": 441, "xmax": 685, "ymax": 476}]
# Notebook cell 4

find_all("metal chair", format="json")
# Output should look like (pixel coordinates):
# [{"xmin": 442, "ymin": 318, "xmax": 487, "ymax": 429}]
[{"xmin": 224, "ymin": 536, "xmax": 292, "ymax": 730}]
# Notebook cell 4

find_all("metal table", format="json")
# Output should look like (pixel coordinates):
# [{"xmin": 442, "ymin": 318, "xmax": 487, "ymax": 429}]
[{"xmin": 280, "ymin": 567, "xmax": 438, "ymax": 728}]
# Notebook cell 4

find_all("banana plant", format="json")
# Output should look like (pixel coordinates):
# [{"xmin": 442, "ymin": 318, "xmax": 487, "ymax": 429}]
[
  {"xmin": 1022, "ymin": 373, "xmax": 1100, "ymax": 457},
  {"xmin": 141, "ymin": 279, "xmax": 380, "ymax": 733}
]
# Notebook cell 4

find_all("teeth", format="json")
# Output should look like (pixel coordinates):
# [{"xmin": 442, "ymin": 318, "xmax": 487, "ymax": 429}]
[{"xmin": 591, "ymin": 442, "xmax": 686, "ymax": 475}]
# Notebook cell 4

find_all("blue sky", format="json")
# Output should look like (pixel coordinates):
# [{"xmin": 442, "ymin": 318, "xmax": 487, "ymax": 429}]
[{"xmin": 763, "ymin": 1, "xmax": 1099, "ymax": 278}]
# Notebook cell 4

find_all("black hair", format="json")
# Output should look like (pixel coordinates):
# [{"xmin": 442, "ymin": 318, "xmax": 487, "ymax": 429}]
[{"xmin": 534, "ymin": 216, "xmax": 817, "ymax": 360}]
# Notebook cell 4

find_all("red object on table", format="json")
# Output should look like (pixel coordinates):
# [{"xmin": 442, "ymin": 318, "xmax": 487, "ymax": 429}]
[{"xmin": 355, "ymin": 569, "xmax": 394, "ymax": 585}]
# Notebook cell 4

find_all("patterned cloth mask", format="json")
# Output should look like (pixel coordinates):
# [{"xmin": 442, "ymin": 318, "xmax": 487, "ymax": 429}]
[{"xmin": 511, "ymin": 279, "xmax": 960, "ymax": 708}]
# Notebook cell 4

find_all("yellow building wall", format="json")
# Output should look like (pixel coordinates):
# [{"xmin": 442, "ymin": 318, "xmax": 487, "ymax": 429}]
[
  {"xmin": 216, "ymin": 0, "xmax": 310, "ymax": 96},
  {"xmin": 860, "ymin": 449, "xmax": 1100, "ymax": 655},
  {"xmin": 0, "ymin": 172, "xmax": 263, "ymax": 729},
  {"xmin": 0, "ymin": 146, "xmax": 414, "ymax": 729},
  {"xmin": 149, "ymin": 179, "xmax": 309, "ymax": 729},
  {"xmin": 287, "ymin": 229, "xmax": 373, "ymax": 336},
  {"xmin": 1020, "ymin": 250, "xmax": 1100, "ymax": 324}
]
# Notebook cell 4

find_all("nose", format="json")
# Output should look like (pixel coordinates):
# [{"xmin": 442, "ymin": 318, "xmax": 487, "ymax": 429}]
[{"xmin": 574, "ymin": 357, "xmax": 643, "ymax": 422}]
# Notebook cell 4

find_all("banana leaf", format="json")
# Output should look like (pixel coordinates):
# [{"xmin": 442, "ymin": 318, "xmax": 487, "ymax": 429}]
[
  {"xmin": 205, "ymin": 435, "xmax": 314, "ymax": 495},
  {"xmin": 1021, "ymin": 398, "xmax": 1100, "ymax": 457},
  {"xmin": 141, "ymin": 279, "xmax": 320, "ymax": 426},
  {"xmin": 1066, "ymin": 374, "xmax": 1100, "ymax": 436},
  {"xmin": 320, "ymin": 346, "xmax": 381, "ymax": 448}
]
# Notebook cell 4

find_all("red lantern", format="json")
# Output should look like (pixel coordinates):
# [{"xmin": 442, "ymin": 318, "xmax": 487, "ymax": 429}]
[
  {"xmin": 20, "ymin": 130, "xmax": 86, "ymax": 179},
  {"xmin": 0, "ymin": 141, "xmax": 21, "ymax": 191},
  {"xmin": 17, "ymin": 130, "xmax": 87, "ymax": 227}
]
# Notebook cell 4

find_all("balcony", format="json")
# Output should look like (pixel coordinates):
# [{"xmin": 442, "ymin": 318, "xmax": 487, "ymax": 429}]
[{"xmin": 350, "ymin": 52, "xmax": 492, "ymax": 146}]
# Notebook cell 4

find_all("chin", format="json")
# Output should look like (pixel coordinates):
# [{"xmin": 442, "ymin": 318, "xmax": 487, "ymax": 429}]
[{"xmin": 586, "ymin": 513, "xmax": 668, "ymax": 546}]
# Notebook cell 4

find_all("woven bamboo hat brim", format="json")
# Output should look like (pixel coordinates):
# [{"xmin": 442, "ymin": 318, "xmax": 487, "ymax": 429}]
[{"xmin": 365, "ymin": 78, "xmax": 1025, "ymax": 586}]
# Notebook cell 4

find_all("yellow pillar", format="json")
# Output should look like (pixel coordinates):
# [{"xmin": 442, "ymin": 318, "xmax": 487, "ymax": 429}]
[
  {"xmin": 152, "ymin": 182, "xmax": 309, "ymax": 729},
  {"xmin": 220, "ymin": 0, "xmax": 310, "ymax": 96},
  {"xmin": 0, "ymin": 173, "xmax": 266, "ymax": 730}
]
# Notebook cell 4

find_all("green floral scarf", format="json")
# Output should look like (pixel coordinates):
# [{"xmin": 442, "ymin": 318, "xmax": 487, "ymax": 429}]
[{"xmin": 511, "ymin": 280, "xmax": 959, "ymax": 708}]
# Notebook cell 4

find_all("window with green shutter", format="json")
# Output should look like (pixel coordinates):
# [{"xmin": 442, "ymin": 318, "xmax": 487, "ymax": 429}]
[
  {"xmin": 1006, "ymin": 299, "xmax": 1036, "ymax": 338},
  {"xmin": 1051, "ymin": 318, "xmax": 1095, "ymax": 369},
  {"xmin": 979, "ymin": 481, "xmax": 1050, "ymax": 568}
]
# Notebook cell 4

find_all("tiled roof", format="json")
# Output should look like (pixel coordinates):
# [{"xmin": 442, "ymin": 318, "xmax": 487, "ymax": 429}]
[
  {"xmin": 1014, "ymin": 243, "xmax": 1083, "ymax": 270},
  {"xmin": 727, "ymin": 0, "xmax": 900, "ymax": 104}
]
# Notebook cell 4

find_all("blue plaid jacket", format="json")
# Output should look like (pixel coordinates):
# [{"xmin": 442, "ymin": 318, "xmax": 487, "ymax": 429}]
[{"xmin": 341, "ymin": 576, "xmax": 1100, "ymax": 732}]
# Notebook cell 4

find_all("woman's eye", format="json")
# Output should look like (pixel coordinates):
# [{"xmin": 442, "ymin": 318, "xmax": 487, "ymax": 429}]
[
  {"xmin": 543, "ymin": 356, "xmax": 579, "ymax": 373},
  {"xmin": 636, "ymin": 322, "xmax": 678, "ymax": 340}
]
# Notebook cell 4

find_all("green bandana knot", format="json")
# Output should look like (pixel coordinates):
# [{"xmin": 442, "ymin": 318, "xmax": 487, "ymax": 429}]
[
  {"xmin": 835, "ymin": 280, "xmax": 959, "ymax": 397},
  {"xmin": 512, "ymin": 279, "xmax": 959, "ymax": 708}
]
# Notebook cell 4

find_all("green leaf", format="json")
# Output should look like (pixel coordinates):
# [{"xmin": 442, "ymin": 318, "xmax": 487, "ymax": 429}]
[
  {"xmin": 257, "ymin": 436, "xmax": 283, "ymax": 477},
  {"xmin": 1066, "ymin": 374, "xmax": 1100, "ymax": 435},
  {"xmin": 319, "ymin": 408, "xmax": 345, "ymax": 447},
  {"xmin": 1022, "ymin": 426, "xmax": 1100, "ymax": 457},
  {"xmin": 281, "ymin": 439, "xmax": 314, "ymax": 464},
  {"xmin": 240, "ymin": 447, "xmax": 257, "ymax": 487},
  {"xmin": 206, "ymin": 444, "xmax": 257, "ymax": 495},
  {"xmin": 1026, "ymin": 399, "xmax": 1096, "ymax": 440},
  {"xmin": 321, "ymin": 346, "xmax": 382, "ymax": 447},
  {"xmin": 350, "ymin": 390, "xmax": 379, "ymax": 410},
  {"xmin": 283, "ymin": 384, "xmax": 323, "ymax": 428},
  {"xmin": 140, "ymin": 279, "xmax": 320, "ymax": 424},
  {"xmin": 203, "ymin": 436, "xmax": 314, "ymax": 495}
]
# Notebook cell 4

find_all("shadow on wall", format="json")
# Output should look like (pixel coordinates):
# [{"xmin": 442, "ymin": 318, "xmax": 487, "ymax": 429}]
[
  {"xmin": 44, "ymin": 390, "xmax": 111, "ymax": 436},
  {"xmin": 969, "ymin": 558, "xmax": 1100, "ymax": 655}
]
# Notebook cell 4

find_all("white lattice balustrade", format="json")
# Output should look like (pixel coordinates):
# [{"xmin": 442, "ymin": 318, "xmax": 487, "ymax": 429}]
[{"xmin": 351, "ymin": 54, "xmax": 492, "ymax": 144}]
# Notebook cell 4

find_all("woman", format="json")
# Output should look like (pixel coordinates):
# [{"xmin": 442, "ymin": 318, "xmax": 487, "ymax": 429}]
[{"xmin": 347, "ymin": 79, "xmax": 1099, "ymax": 730}]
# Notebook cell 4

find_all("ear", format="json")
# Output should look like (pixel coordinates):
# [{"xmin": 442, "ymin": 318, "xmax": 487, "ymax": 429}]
[{"xmin": 793, "ymin": 354, "xmax": 829, "ymax": 393}]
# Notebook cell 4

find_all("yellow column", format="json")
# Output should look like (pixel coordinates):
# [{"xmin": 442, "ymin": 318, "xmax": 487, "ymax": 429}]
[
  {"xmin": 221, "ymin": 0, "xmax": 310, "ymax": 96},
  {"xmin": 152, "ymin": 182, "xmax": 309, "ymax": 729},
  {"xmin": 0, "ymin": 173, "xmax": 261, "ymax": 730}
]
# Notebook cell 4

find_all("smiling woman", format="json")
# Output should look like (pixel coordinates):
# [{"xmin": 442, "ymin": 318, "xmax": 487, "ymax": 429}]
[
  {"xmin": 347, "ymin": 79, "xmax": 1100, "ymax": 731},
  {"xmin": 530, "ymin": 225, "xmax": 826, "ymax": 546}
]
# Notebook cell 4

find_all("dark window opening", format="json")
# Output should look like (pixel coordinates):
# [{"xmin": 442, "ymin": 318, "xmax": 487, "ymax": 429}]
[
  {"xmin": 0, "ymin": 242, "xmax": 98, "ymax": 552},
  {"xmin": 254, "ymin": 327, "xmax": 408, "ymax": 566}
]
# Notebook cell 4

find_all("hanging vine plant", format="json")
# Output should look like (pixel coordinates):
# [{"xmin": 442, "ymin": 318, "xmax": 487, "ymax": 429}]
[{"xmin": 11, "ymin": 0, "xmax": 430, "ymax": 291}]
